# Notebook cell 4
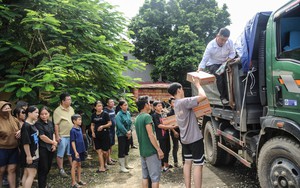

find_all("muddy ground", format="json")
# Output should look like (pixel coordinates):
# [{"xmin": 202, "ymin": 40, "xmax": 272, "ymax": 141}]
[{"xmin": 35, "ymin": 132, "xmax": 260, "ymax": 188}]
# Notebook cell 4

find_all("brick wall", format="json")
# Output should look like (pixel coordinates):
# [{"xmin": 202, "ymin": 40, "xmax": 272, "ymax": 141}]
[{"xmin": 133, "ymin": 83, "xmax": 172, "ymax": 102}]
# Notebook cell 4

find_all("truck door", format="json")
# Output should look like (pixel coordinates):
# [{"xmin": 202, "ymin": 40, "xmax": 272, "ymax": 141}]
[{"xmin": 269, "ymin": 1, "xmax": 300, "ymax": 123}]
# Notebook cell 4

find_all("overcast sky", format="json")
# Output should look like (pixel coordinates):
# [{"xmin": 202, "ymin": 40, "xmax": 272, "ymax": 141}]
[{"xmin": 105, "ymin": 0, "xmax": 289, "ymax": 41}]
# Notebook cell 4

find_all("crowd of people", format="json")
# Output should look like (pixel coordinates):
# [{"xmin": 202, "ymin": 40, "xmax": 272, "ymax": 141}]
[
  {"xmin": 0, "ymin": 92, "xmax": 183, "ymax": 188},
  {"xmin": 1, "ymin": 27, "xmax": 236, "ymax": 188}
]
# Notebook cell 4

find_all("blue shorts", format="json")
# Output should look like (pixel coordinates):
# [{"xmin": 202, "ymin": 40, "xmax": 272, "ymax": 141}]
[
  {"xmin": 57, "ymin": 137, "xmax": 71, "ymax": 158},
  {"xmin": 141, "ymin": 154, "xmax": 161, "ymax": 183},
  {"xmin": 71, "ymin": 153, "xmax": 85, "ymax": 162},
  {"xmin": 0, "ymin": 148, "xmax": 19, "ymax": 167}
]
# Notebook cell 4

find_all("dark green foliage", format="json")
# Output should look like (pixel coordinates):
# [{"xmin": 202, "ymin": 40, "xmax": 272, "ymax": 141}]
[
  {"xmin": 0, "ymin": 0, "xmax": 143, "ymax": 122},
  {"xmin": 129, "ymin": 0, "xmax": 230, "ymax": 86}
]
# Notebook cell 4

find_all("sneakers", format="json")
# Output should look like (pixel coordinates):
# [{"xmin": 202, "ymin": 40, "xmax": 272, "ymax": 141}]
[
  {"xmin": 221, "ymin": 98, "xmax": 229, "ymax": 105},
  {"xmin": 59, "ymin": 168, "xmax": 68, "ymax": 178},
  {"xmin": 131, "ymin": 145, "xmax": 138, "ymax": 149}
]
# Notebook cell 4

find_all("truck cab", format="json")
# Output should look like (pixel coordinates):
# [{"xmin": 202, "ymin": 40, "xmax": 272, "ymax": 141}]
[{"xmin": 200, "ymin": 0, "xmax": 300, "ymax": 187}]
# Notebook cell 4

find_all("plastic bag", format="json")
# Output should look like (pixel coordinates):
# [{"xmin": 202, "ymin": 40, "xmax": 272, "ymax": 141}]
[{"xmin": 215, "ymin": 62, "xmax": 227, "ymax": 75}]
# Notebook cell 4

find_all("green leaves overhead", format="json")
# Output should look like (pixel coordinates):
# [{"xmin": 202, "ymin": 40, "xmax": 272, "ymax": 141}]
[
  {"xmin": 129, "ymin": 0, "xmax": 231, "ymax": 85},
  {"xmin": 0, "ymin": 0, "xmax": 142, "ymax": 118}
]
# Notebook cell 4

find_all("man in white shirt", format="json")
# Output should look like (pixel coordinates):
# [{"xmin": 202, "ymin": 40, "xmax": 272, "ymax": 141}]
[{"xmin": 198, "ymin": 28, "xmax": 236, "ymax": 105}]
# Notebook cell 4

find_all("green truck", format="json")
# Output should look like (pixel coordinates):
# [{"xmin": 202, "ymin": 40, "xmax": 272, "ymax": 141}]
[{"xmin": 201, "ymin": 0, "xmax": 300, "ymax": 187}]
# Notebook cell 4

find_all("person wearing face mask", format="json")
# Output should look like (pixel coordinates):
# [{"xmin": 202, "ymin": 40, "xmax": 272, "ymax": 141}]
[
  {"xmin": 197, "ymin": 28, "xmax": 236, "ymax": 105},
  {"xmin": 0, "ymin": 101, "xmax": 20, "ymax": 188}
]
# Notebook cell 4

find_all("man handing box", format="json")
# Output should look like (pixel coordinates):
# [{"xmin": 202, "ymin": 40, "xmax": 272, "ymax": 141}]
[{"xmin": 186, "ymin": 71, "xmax": 215, "ymax": 86}]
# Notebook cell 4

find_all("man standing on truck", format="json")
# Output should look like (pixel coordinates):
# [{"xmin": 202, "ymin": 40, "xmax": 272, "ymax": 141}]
[
  {"xmin": 198, "ymin": 27, "xmax": 236, "ymax": 105},
  {"xmin": 167, "ymin": 79, "xmax": 206, "ymax": 188}
]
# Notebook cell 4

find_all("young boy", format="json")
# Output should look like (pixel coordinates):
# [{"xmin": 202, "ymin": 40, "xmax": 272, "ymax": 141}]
[
  {"xmin": 167, "ymin": 97, "xmax": 181, "ymax": 167},
  {"xmin": 167, "ymin": 78, "xmax": 206, "ymax": 188},
  {"xmin": 70, "ymin": 114, "xmax": 86, "ymax": 188},
  {"xmin": 151, "ymin": 101, "xmax": 173, "ymax": 172}
]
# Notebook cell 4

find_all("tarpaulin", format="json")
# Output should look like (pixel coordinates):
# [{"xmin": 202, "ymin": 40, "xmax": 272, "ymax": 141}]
[{"xmin": 235, "ymin": 12, "xmax": 272, "ymax": 72}]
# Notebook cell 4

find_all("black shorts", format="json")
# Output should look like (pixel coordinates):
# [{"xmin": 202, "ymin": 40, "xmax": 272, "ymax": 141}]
[
  {"xmin": 71, "ymin": 152, "xmax": 85, "ymax": 162},
  {"xmin": 94, "ymin": 130, "xmax": 110, "ymax": 151},
  {"xmin": 182, "ymin": 139, "xmax": 205, "ymax": 165},
  {"xmin": 23, "ymin": 159, "xmax": 39, "ymax": 169}
]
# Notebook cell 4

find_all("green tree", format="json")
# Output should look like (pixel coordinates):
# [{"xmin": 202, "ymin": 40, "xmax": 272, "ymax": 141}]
[
  {"xmin": 0, "ymin": 0, "xmax": 143, "ymax": 119},
  {"xmin": 129, "ymin": 0, "xmax": 230, "ymax": 85}
]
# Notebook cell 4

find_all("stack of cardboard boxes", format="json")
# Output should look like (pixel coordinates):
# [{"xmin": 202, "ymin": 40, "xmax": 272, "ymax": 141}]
[{"xmin": 162, "ymin": 71, "xmax": 215, "ymax": 126}]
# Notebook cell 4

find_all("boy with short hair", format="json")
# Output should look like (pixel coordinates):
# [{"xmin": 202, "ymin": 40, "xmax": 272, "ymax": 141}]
[
  {"xmin": 151, "ymin": 101, "xmax": 173, "ymax": 172},
  {"xmin": 167, "ymin": 97, "xmax": 181, "ymax": 167},
  {"xmin": 135, "ymin": 96, "xmax": 164, "ymax": 188},
  {"xmin": 70, "ymin": 114, "xmax": 86, "ymax": 188},
  {"xmin": 167, "ymin": 78, "xmax": 206, "ymax": 188}
]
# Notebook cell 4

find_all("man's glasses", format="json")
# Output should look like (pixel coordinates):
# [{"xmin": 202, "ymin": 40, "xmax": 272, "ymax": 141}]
[{"xmin": 21, "ymin": 111, "xmax": 26, "ymax": 114}]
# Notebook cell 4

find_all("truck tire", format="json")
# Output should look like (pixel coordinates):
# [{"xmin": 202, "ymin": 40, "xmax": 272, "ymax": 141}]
[
  {"xmin": 258, "ymin": 136, "xmax": 300, "ymax": 188},
  {"xmin": 223, "ymin": 152, "xmax": 236, "ymax": 165},
  {"xmin": 203, "ymin": 121, "xmax": 225, "ymax": 166}
]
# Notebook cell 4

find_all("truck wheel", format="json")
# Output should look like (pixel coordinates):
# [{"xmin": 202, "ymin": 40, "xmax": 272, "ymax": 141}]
[
  {"xmin": 258, "ymin": 136, "xmax": 300, "ymax": 188},
  {"xmin": 223, "ymin": 152, "xmax": 236, "ymax": 165},
  {"xmin": 203, "ymin": 121, "xmax": 224, "ymax": 166}
]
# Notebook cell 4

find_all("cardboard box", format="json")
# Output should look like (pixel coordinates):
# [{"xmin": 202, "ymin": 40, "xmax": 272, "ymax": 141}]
[
  {"xmin": 193, "ymin": 98, "xmax": 212, "ymax": 117},
  {"xmin": 186, "ymin": 71, "xmax": 215, "ymax": 85},
  {"xmin": 161, "ymin": 115, "xmax": 177, "ymax": 127},
  {"xmin": 162, "ymin": 98, "xmax": 212, "ymax": 126}
]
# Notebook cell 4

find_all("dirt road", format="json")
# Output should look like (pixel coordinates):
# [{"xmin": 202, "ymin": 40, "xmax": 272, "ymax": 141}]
[{"xmin": 45, "ymin": 132, "xmax": 259, "ymax": 188}]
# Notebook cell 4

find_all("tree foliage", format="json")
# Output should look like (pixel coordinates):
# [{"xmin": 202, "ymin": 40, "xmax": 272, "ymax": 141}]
[
  {"xmin": 0, "ymin": 0, "xmax": 143, "ymax": 119},
  {"xmin": 129, "ymin": 0, "xmax": 230, "ymax": 85}
]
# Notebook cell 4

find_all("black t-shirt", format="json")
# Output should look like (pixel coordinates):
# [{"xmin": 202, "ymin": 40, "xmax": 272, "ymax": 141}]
[
  {"xmin": 35, "ymin": 119, "xmax": 54, "ymax": 151},
  {"xmin": 152, "ymin": 112, "xmax": 169, "ymax": 140},
  {"xmin": 20, "ymin": 122, "xmax": 39, "ymax": 165},
  {"xmin": 91, "ymin": 111, "xmax": 110, "ymax": 132}
]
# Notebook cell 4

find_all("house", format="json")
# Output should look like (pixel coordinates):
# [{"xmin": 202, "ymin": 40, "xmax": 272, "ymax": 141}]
[{"xmin": 122, "ymin": 53, "xmax": 172, "ymax": 102}]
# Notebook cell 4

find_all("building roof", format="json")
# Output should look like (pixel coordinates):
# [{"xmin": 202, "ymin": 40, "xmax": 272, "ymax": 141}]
[{"xmin": 137, "ymin": 82, "xmax": 170, "ymax": 89}]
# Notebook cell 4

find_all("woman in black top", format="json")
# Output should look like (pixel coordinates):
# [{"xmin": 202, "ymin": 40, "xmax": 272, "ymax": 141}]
[
  {"xmin": 91, "ymin": 101, "xmax": 111, "ymax": 172},
  {"xmin": 35, "ymin": 106, "xmax": 57, "ymax": 188},
  {"xmin": 20, "ymin": 106, "xmax": 39, "ymax": 188}
]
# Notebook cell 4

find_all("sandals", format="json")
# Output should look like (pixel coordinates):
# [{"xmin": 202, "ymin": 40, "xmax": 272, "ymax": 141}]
[
  {"xmin": 78, "ymin": 181, "xmax": 87, "ymax": 186},
  {"xmin": 70, "ymin": 183, "xmax": 82, "ymax": 188},
  {"xmin": 107, "ymin": 161, "xmax": 115, "ymax": 165},
  {"xmin": 71, "ymin": 180, "xmax": 86, "ymax": 188},
  {"xmin": 96, "ymin": 169, "xmax": 106, "ymax": 173}
]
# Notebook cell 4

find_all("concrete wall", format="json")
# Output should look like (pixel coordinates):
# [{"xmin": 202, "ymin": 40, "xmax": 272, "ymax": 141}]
[{"xmin": 122, "ymin": 53, "xmax": 161, "ymax": 82}]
